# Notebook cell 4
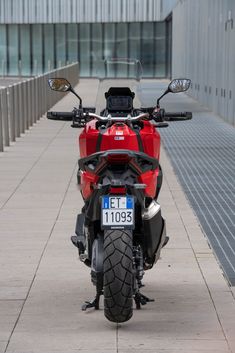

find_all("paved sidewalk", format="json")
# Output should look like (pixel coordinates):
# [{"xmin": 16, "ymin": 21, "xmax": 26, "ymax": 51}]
[{"xmin": 0, "ymin": 79, "xmax": 235, "ymax": 353}]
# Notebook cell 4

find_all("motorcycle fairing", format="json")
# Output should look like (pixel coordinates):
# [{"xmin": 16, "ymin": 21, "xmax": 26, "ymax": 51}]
[{"xmin": 77, "ymin": 149, "xmax": 165, "ymax": 266}]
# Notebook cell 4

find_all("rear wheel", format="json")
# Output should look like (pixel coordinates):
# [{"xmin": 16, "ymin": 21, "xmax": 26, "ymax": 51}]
[{"xmin": 103, "ymin": 229, "xmax": 133, "ymax": 323}]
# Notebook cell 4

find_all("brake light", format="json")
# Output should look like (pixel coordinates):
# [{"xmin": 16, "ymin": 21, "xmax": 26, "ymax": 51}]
[
  {"xmin": 110, "ymin": 187, "xmax": 126, "ymax": 194},
  {"xmin": 107, "ymin": 154, "xmax": 131, "ymax": 164}
]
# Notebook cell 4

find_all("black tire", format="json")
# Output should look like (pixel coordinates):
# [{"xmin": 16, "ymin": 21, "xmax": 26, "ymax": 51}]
[{"xmin": 103, "ymin": 229, "xmax": 133, "ymax": 323}]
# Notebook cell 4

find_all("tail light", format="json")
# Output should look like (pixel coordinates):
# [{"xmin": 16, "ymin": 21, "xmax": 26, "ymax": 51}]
[
  {"xmin": 106, "ymin": 154, "xmax": 131, "ymax": 164},
  {"xmin": 110, "ymin": 187, "xmax": 126, "ymax": 194}
]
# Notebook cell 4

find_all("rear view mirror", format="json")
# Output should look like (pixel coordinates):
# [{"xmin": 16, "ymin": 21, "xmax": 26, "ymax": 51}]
[
  {"xmin": 48, "ymin": 78, "xmax": 71, "ymax": 92},
  {"xmin": 168, "ymin": 79, "xmax": 191, "ymax": 93}
]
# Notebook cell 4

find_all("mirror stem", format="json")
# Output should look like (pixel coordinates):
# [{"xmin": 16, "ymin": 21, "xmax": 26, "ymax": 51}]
[
  {"xmin": 70, "ymin": 87, "xmax": 83, "ymax": 109},
  {"xmin": 156, "ymin": 89, "xmax": 169, "ymax": 108}
]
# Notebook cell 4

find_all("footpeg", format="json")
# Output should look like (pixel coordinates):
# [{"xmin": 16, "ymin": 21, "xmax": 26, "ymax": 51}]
[{"xmin": 71, "ymin": 235, "xmax": 85, "ymax": 251}]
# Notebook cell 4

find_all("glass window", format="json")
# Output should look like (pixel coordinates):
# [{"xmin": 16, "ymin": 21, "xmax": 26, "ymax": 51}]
[
  {"xmin": 155, "ymin": 22, "xmax": 166, "ymax": 78},
  {"xmin": 8, "ymin": 25, "xmax": 19, "ymax": 76},
  {"xmin": 141, "ymin": 23, "xmax": 154, "ymax": 77},
  {"xmin": 44, "ymin": 25, "xmax": 55, "ymax": 72},
  {"xmin": 32, "ymin": 24, "xmax": 43, "ymax": 75},
  {"xmin": 104, "ymin": 23, "xmax": 115, "ymax": 78},
  {"xmin": 79, "ymin": 24, "xmax": 91, "ymax": 77},
  {"xmin": 20, "ymin": 25, "xmax": 30, "ymax": 76},
  {"xmin": 129, "ymin": 23, "xmax": 141, "ymax": 78},
  {"xmin": 116, "ymin": 23, "xmax": 128, "ymax": 77},
  {"xmin": 55, "ymin": 24, "xmax": 66, "ymax": 68},
  {"xmin": 67, "ymin": 24, "xmax": 78, "ymax": 64},
  {"xmin": 0, "ymin": 25, "xmax": 7, "ymax": 76},
  {"xmin": 91, "ymin": 23, "xmax": 103, "ymax": 77}
]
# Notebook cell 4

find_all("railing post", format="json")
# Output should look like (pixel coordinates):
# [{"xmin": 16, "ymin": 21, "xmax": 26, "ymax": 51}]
[
  {"xmin": 7, "ymin": 85, "xmax": 16, "ymax": 142},
  {"xmin": 18, "ymin": 82, "xmax": 24, "ymax": 134},
  {"xmin": 28, "ymin": 79, "xmax": 33, "ymax": 127},
  {"xmin": 0, "ymin": 90, "xmax": 4, "ymax": 152},
  {"xmin": 22, "ymin": 81, "xmax": 28, "ymax": 130},
  {"xmin": 1, "ymin": 89, "xmax": 10, "ymax": 147},
  {"xmin": 35, "ymin": 78, "xmax": 38, "ymax": 122},
  {"xmin": 14, "ymin": 85, "xmax": 20, "ymax": 138},
  {"xmin": 32, "ymin": 79, "xmax": 37, "ymax": 124},
  {"xmin": 26, "ymin": 80, "xmax": 30, "ymax": 129}
]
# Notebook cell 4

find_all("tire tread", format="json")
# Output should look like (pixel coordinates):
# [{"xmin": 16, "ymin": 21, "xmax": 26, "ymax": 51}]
[{"xmin": 103, "ymin": 229, "xmax": 133, "ymax": 323}]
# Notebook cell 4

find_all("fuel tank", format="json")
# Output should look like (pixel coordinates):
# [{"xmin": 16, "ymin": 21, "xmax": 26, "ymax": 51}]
[{"xmin": 79, "ymin": 120, "xmax": 161, "ymax": 160}]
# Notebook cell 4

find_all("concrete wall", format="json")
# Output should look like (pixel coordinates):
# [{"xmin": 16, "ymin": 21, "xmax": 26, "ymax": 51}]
[
  {"xmin": 172, "ymin": 0, "xmax": 235, "ymax": 126},
  {"xmin": 161, "ymin": 0, "xmax": 178, "ymax": 20},
  {"xmin": 0, "ymin": 0, "xmax": 161, "ymax": 23}
]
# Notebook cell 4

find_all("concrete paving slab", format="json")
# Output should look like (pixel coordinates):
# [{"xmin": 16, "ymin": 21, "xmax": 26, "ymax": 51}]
[
  {"xmin": 0, "ymin": 300, "xmax": 23, "ymax": 343},
  {"xmin": 0, "ymin": 341, "xmax": 7, "ymax": 353}
]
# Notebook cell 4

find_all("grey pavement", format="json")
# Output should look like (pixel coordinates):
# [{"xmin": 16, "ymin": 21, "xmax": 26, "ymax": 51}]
[{"xmin": 0, "ymin": 79, "xmax": 235, "ymax": 353}]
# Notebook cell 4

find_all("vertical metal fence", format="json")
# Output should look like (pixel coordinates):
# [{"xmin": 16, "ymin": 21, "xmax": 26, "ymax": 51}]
[{"xmin": 0, "ymin": 62, "xmax": 79, "ymax": 152}]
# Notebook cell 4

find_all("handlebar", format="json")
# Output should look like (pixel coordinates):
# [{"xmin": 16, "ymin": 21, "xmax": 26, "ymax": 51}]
[
  {"xmin": 47, "ymin": 111, "xmax": 75, "ymax": 120},
  {"xmin": 164, "ymin": 111, "xmax": 192, "ymax": 121},
  {"xmin": 87, "ymin": 112, "xmax": 150, "ymax": 122},
  {"xmin": 47, "ymin": 109, "xmax": 192, "ymax": 125}
]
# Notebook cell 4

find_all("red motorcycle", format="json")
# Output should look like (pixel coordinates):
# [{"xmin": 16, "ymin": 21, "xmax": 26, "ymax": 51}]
[{"xmin": 47, "ymin": 78, "xmax": 192, "ymax": 323}]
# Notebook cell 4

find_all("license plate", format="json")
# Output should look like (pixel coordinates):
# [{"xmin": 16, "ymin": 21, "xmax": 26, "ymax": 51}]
[{"xmin": 101, "ymin": 196, "xmax": 134, "ymax": 229}]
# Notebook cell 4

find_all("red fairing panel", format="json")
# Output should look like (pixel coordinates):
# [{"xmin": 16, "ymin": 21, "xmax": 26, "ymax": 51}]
[
  {"xmin": 99, "ymin": 124, "xmax": 139, "ymax": 152},
  {"xmin": 79, "ymin": 120, "xmax": 99, "ymax": 158},
  {"xmin": 139, "ymin": 121, "xmax": 161, "ymax": 160},
  {"xmin": 138, "ymin": 169, "xmax": 159, "ymax": 198},
  {"xmin": 79, "ymin": 170, "xmax": 99, "ymax": 200},
  {"xmin": 79, "ymin": 119, "xmax": 161, "ymax": 160}
]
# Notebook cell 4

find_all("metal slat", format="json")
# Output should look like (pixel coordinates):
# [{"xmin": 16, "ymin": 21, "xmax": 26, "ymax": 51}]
[
  {"xmin": 1, "ymin": 89, "xmax": 10, "ymax": 147},
  {"xmin": 7, "ymin": 85, "xmax": 16, "ymax": 142},
  {"xmin": 0, "ymin": 90, "xmax": 4, "ymax": 152}
]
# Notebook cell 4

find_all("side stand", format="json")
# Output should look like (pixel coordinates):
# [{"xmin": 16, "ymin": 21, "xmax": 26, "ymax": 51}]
[
  {"xmin": 82, "ymin": 291, "xmax": 103, "ymax": 311},
  {"xmin": 134, "ymin": 292, "xmax": 154, "ymax": 310}
]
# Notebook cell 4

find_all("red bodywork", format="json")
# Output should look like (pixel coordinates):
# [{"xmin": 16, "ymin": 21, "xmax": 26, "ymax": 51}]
[{"xmin": 79, "ymin": 119, "xmax": 161, "ymax": 200}]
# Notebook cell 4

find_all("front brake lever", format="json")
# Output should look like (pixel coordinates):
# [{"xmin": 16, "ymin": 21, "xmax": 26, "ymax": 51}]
[{"xmin": 155, "ymin": 122, "xmax": 169, "ymax": 128}]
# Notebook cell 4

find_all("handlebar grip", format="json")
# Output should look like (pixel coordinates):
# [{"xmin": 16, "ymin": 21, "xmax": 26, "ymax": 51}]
[
  {"xmin": 164, "ymin": 112, "xmax": 192, "ymax": 121},
  {"xmin": 47, "ymin": 111, "xmax": 75, "ymax": 121}
]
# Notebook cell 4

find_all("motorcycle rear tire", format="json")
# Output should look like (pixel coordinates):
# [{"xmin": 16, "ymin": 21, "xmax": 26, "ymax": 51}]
[{"xmin": 103, "ymin": 229, "xmax": 133, "ymax": 323}]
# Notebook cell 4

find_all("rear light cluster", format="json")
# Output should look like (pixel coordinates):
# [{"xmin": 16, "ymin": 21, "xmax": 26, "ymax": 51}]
[{"xmin": 79, "ymin": 150, "xmax": 158, "ymax": 176}]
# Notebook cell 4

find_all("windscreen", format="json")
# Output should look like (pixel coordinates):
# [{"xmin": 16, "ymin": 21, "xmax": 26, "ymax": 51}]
[{"xmin": 95, "ymin": 59, "xmax": 142, "ymax": 113}]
